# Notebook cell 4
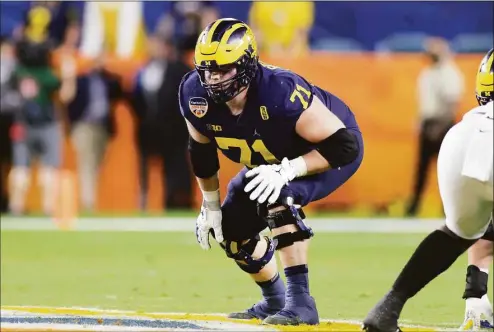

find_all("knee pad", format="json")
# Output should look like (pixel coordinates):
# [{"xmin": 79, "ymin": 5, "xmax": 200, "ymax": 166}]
[
  {"xmin": 221, "ymin": 235, "xmax": 277, "ymax": 274},
  {"xmin": 258, "ymin": 197, "xmax": 314, "ymax": 250}
]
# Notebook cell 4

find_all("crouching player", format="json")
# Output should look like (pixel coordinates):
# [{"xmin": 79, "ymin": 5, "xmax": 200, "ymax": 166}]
[
  {"xmin": 362, "ymin": 49, "xmax": 494, "ymax": 332},
  {"xmin": 179, "ymin": 18, "xmax": 363, "ymax": 326}
]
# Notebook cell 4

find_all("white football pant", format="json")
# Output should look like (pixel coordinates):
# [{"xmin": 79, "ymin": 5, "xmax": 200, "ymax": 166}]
[{"xmin": 437, "ymin": 103, "xmax": 493, "ymax": 239}]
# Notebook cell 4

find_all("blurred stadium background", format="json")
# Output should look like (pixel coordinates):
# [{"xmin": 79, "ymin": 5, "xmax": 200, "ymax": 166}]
[{"xmin": 0, "ymin": 1, "xmax": 493, "ymax": 331}]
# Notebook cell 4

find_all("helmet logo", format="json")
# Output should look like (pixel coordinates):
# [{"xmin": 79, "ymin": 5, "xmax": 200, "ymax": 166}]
[{"xmin": 189, "ymin": 97, "xmax": 209, "ymax": 118}]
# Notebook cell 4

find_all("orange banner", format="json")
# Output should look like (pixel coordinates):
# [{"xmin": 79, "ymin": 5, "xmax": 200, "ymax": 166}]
[{"xmin": 23, "ymin": 53, "xmax": 481, "ymax": 216}]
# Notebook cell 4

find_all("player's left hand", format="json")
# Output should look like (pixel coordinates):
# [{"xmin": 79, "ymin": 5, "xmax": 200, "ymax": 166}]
[{"xmin": 244, "ymin": 158, "xmax": 298, "ymax": 204}]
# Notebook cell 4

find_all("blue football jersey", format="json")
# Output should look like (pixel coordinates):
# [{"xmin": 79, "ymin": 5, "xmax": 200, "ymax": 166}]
[{"xmin": 179, "ymin": 62, "xmax": 360, "ymax": 168}]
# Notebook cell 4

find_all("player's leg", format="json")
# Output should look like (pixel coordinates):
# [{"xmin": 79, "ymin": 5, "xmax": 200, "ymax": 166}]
[
  {"xmin": 258, "ymin": 129, "xmax": 364, "ymax": 326},
  {"xmin": 363, "ymin": 121, "xmax": 493, "ymax": 332},
  {"xmin": 258, "ymin": 197, "xmax": 318, "ymax": 326},
  {"xmin": 461, "ymin": 235, "xmax": 493, "ymax": 330},
  {"xmin": 263, "ymin": 138, "xmax": 364, "ymax": 326},
  {"xmin": 220, "ymin": 168, "xmax": 285, "ymax": 320}
]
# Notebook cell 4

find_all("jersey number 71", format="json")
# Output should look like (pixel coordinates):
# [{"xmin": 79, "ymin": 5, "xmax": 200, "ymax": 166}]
[
  {"xmin": 290, "ymin": 84, "xmax": 311, "ymax": 109},
  {"xmin": 215, "ymin": 137, "xmax": 279, "ymax": 168}
]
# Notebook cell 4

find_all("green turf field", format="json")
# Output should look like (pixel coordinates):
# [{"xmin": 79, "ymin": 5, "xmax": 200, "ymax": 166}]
[{"xmin": 2, "ymin": 228, "xmax": 487, "ymax": 329}]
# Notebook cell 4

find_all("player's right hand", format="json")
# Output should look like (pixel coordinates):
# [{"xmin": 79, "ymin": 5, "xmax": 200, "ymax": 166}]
[{"xmin": 196, "ymin": 201, "xmax": 224, "ymax": 250}]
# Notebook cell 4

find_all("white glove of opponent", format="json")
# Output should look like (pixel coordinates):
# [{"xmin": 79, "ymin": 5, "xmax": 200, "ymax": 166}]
[
  {"xmin": 244, "ymin": 157, "xmax": 307, "ymax": 204},
  {"xmin": 196, "ymin": 190, "xmax": 224, "ymax": 250}
]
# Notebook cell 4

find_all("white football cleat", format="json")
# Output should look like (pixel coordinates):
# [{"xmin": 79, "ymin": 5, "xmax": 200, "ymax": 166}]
[{"xmin": 460, "ymin": 296, "xmax": 494, "ymax": 330}]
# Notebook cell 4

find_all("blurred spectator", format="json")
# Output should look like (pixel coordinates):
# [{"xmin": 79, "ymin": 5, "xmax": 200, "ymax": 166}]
[
  {"xmin": 406, "ymin": 37, "xmax": 465, "ymax": 216},
  {"xmin": 64, "ymin": 53, "xmax": 123, "ymax": 213},
  {"xmin": 128, "ymin": 35, "xmax": 192, "ymax": 211},
  {"xmin": 8, "ymin": 34, "xmax": 75, "ymax": 216},
  {"xmin": 248, "ymin": 1, "xmax": 314, "ymax": 57},
  {"xmin": 79, "ymin": 1, "xmax": 147, "ymax": 59},
  {"xmin": 156, "ymin": 1, "xmax": 218, "ymax": 64},
  {"xmin": 58, "ymin": 21, "xmax": 81, "ymax": 54},
  {"xmin": 0, "ymin": 37, "xmax": 21, "ymax": 212},
  {"xmin": 16, "ymin": 1, "xmax": 79, "ymax": 48}
]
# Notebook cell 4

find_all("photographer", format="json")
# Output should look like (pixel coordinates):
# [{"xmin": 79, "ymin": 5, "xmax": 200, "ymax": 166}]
[{"xmin": 8, "ymin": 28, "xmax": 75, "ymax": 216}]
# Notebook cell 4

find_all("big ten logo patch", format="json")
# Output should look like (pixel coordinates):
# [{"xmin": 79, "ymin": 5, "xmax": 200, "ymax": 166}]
[
  {"xmin": 260, "ymin": 106, "xmax": 269, "ymax": 120},
  {"xmin": 189, "ymin": 97, "xmax": 208, "ymax": 118},
  {"xmin": 207, "ymin": 124, "xmax": 222, "ymax": 132}
]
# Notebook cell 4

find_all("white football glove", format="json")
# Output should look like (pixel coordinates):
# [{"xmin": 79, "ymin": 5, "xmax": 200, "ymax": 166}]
[
  {"xmin": 244, "ymin": 157, "xmax": 307, "ymax": 204},
  {"xmin": 196, "ymin": 190, "xmax": 224, "ymax": 250}
]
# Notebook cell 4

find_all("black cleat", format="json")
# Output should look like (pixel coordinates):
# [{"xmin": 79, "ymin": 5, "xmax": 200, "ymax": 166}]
[
  {"xmin": 227, "ymin": 311, "xmax": 261, "ymax": 320},
  {"xmin": 362, "ymin": 290, "xmax": 406, "ymax": 332},
  {"xmin": 262, "ymin": 295, "xmax": 319, "ymax": 326},
  {"xmin": 228, "ymin": 296, "xmax": 284, "ymax": 321},
  {"xmin": 361, "ymin": 322, "xmax": 402, "ymax": 332},
  {"xmin": 262, "ymin": 313, "xmax": 305, "ymax": 326}
]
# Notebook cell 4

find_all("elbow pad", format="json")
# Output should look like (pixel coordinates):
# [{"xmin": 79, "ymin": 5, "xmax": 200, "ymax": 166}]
[
  {"xmin": 315, "ymin": 128, "xmax": 359, "ymax": 168},
  {"xmin": 188, "ymin": 136, "xmax": 220, "ymax": 179}
]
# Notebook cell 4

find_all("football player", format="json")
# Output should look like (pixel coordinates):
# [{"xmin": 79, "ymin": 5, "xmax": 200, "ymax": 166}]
[
  {"xmin": 179, "ymin": 18, "xmax": 363, "ymax": 326},
  {"xmin": 362, "ymin": 49, "xmax": 494, "ymax": 332}
]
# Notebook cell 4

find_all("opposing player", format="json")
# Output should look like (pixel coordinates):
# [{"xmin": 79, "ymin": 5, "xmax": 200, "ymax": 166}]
[
  {"xmin": 362, "ymin": 48, "xmax": 494, "ymax": 332},
  {"xmin": 179, "ymin": 18, "xmax": 363, "ymax": 326},
  {"xmin": 460, "ymin": 232, "xmax": 493, "ymax": 330}
]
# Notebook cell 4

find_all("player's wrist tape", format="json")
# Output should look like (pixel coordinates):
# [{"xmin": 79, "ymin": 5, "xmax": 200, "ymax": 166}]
[
  {"xmin": 288, "ymin": 156, "xmax": 308, "ymax": 178},
  {"xmin": 203, "ymin": 189, "xmax": 220, "ymax": 202},
  {"xmin": 202, "ymin": 189, "xmax": 221, "ymax": 210},
  {"xmin": 188, "ymin": 137, "xmax": 220, "ymax": 179}
]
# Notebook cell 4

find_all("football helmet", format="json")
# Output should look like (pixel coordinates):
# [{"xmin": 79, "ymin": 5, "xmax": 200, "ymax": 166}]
[
  {"xmin": 194, "ymin": 18, "xmax": 259, "ymax": 103},
  {"xmin": 476, "ymin": 48, "xmax": 493, "ymax": 106}
]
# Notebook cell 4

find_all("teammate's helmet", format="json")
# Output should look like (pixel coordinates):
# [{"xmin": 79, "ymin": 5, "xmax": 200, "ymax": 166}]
[
  {"xmin": 475, "ymin": 48, "xmax": 494, "ymax": 106},
  {"xmin": 194, "ymin": 18, "xmax": 259, "ymax": 103}
]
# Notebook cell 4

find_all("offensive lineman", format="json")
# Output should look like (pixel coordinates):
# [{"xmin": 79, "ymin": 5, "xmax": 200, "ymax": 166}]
[
  {"xmin": 179, "ymin": 18, "xmax": 363, "ymax": 326},
  {"xmin": 363, "ymin": 49, "xmax": 494, "ymax": 332}
]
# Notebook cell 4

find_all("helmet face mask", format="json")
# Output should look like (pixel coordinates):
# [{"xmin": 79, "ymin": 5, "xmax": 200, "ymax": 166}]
[
  {"xmin": 196, "ymin": 52, "xmax": 257, "ymax": 103},
  {"xmin": 476, "ymin": 94, "xmax": 491, "ymax": 106},
  {"xmin": 194, "ymin": 19, "xmax": 259, "ymax": 104},
  {"xmin": 475, "ymin": 48, "xmax": 494, "ymax": 106}
]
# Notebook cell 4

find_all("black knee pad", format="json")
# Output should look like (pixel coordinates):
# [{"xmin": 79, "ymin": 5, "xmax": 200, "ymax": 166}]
[
  {"xmin": 220, "ymin": 235, "xmax": 277, "ymax": 274},
  {"xmin": 258, "ymin": 197, "xmax": 314, "ymax": 250}
]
